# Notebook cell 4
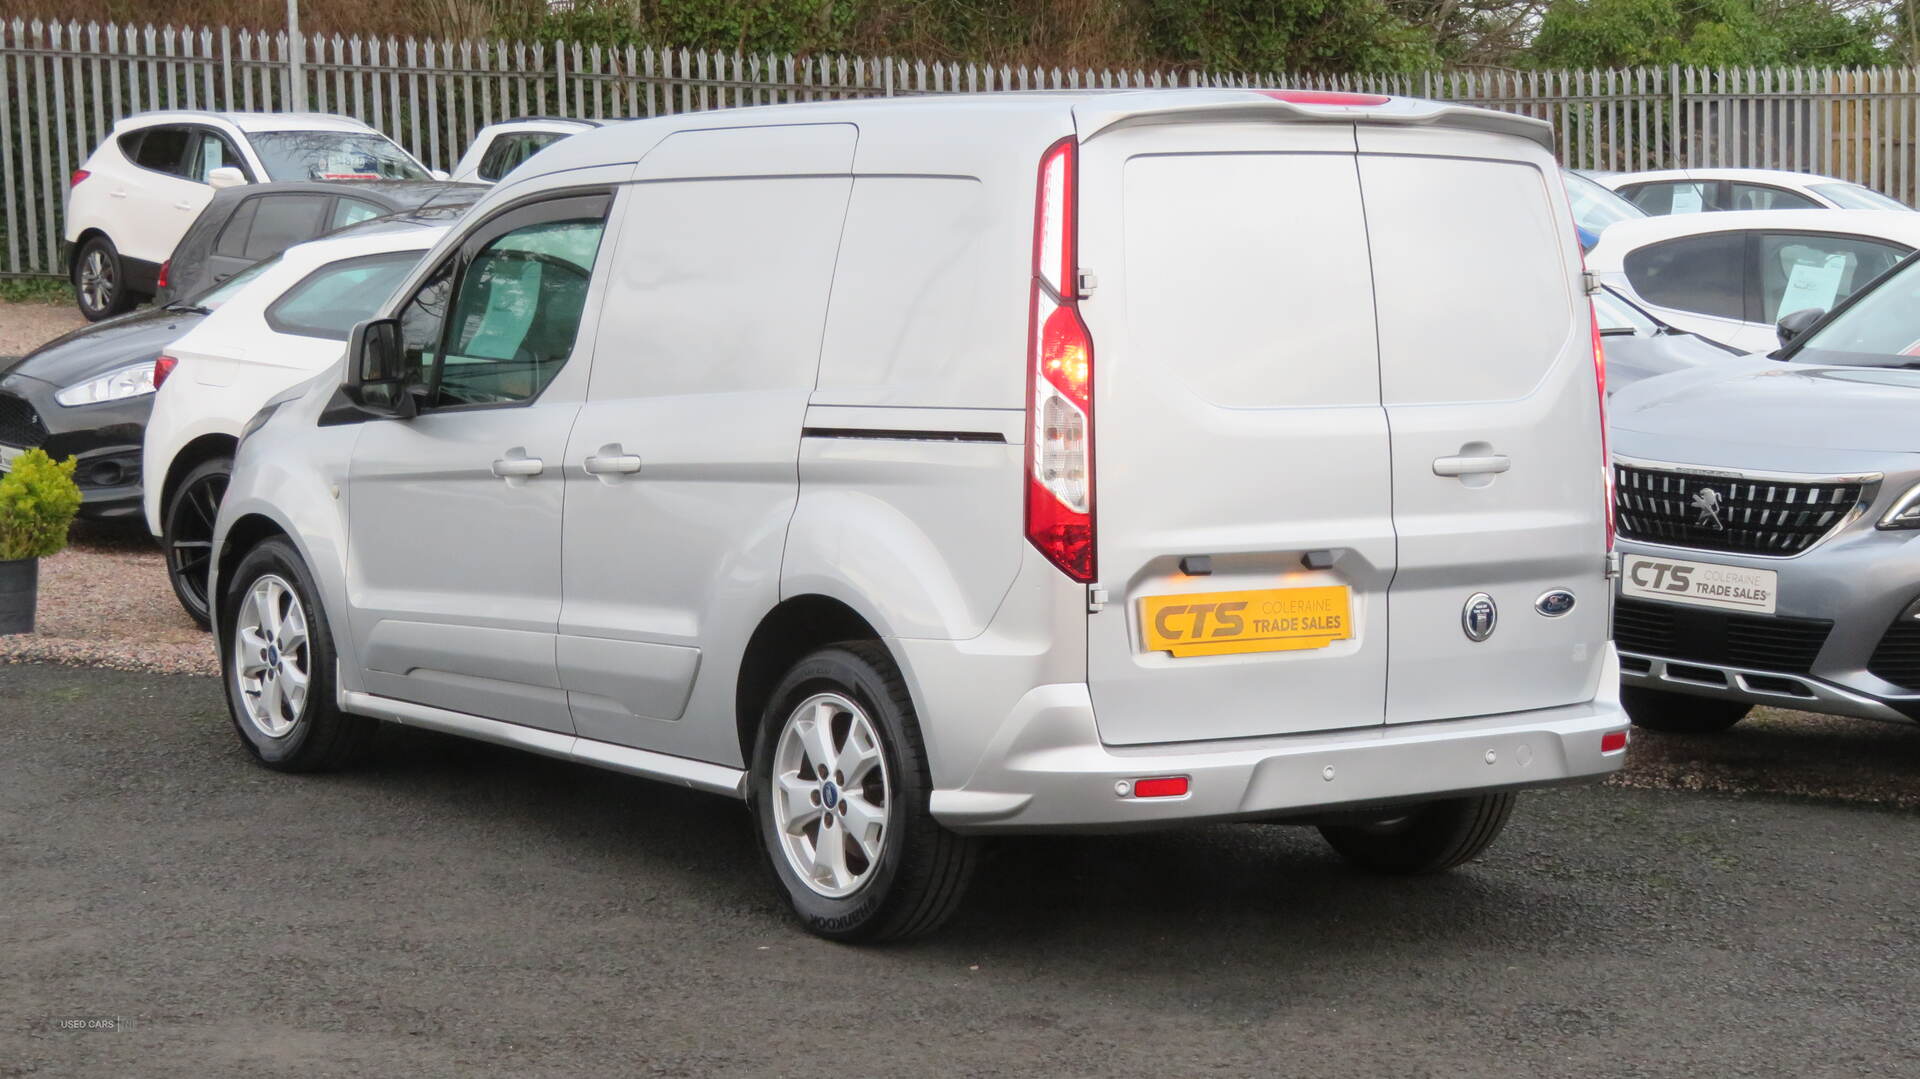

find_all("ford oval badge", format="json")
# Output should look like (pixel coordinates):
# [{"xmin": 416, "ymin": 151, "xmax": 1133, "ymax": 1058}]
[
  {"xmin": 1535, "ymin": 590, "xmax": 1577, "ymax": 618},
  {"xmin": 1462, "ymin": 593, "xmax": 1498, "ymax": 642}
]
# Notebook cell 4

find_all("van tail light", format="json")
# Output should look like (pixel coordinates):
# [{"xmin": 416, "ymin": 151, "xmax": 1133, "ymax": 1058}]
[
  {"xmin": 156, "ymin": 259, "xmax": 170, "ymax": 290},
  {"xmin": 153, "ymin": 355, "xmax": 178, "ymax": 390},
  {"xmin": 1026, "ymin": 136, "xmax": 1095, "ymax": 583},
  {"xmin": 70, "ymin": 169, "xmax": 91, "ymax": 187},
  {"xmin": 1590, "ymin": 299, "xmax": 1614, "ymax": 552}
]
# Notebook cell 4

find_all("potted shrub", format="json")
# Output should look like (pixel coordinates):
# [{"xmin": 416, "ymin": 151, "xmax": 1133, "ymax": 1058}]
[{"xmin": 0, "ymin": 449, "xmax": 83, "ymax": 635}]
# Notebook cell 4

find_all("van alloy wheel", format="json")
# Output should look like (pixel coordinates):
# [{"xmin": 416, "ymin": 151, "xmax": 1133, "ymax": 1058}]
[
  {"xmin": 232, "ymin": 573, "xmax": 311, "ymax": 738},
  {"xmin": 771, "ymin": 691, "xmax": 891, "ymax": 899}
]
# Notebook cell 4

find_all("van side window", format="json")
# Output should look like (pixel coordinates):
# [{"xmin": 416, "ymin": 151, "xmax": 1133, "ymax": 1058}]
[{"xmin": 428, "ymin": 217, "xmax": 606, "ymax": 407}]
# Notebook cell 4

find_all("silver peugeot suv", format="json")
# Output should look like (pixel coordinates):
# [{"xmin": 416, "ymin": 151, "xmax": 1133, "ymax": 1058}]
[{"xmin": 1610, "ymin": 250, "xmax": 1920, "ymax": 732}]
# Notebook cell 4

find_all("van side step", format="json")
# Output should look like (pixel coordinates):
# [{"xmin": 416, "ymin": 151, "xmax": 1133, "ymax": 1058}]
[{"xmin": 340, "ymin": 689, "xmax": 747, "ymax": 798}]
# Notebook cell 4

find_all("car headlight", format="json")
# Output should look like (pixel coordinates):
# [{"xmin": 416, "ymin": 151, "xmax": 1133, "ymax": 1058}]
[
  {"xmin": 1879, "ymin": 482, "xmax": 1920, "ymax": 529},
  {"xmin": 54, "ymin": 361, "xmax": 159, "ymax": 406}
]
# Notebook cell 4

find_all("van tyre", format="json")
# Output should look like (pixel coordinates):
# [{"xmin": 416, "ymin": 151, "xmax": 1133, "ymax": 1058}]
[
  {"xmin": 749, "ymin": 642, "xmax": 978, "ymax": 942},
  {"xmin": 73, "ymin": 234, "xmax": 138, "ymax": 320},
  {"xmin": 163, "ymin": 455, "xmax": 231, "ymax": 629},
  {"xmin": 1318, "ymin": 792, "xmax": 1516, "ymax": 874},
  {"xmin": 1620, "ymin": 686, "xmax": 1751, "ymax": 734},
  {"xmin": 219, "ymin": 537, "xmax": 375, "ymax": 772}
]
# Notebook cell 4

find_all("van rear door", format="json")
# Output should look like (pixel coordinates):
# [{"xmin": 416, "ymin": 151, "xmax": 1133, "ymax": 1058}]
[
  {"xmin": 1356, "ymin": 127, "xmax": 1609, "ymax": 724},
  {"xmin": 1074, "ymin": 121, "xmax": 1396, "ymax": 746}
]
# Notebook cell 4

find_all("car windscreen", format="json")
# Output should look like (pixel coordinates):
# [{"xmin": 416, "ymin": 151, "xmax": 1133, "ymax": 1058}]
[
  {"xmin": 249, "ymin": 131, "xmax": 429, "ymax": 182},
  {"xmin": 1594, "ymin": 287, "xmax": 1659, "ymax": 335},
  {"xmin": 1564, "ymin": 171, "xmax": 1643, "ymax": 235},
  {"xmin": 1807, "ymin": 182, "xmax": 1910, "ymax": 212},
  {"xmin": 1790, "ymin": 255, "xmax": 1920, "ymax": 366}
]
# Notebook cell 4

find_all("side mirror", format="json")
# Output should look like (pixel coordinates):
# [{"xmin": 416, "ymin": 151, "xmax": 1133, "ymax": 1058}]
[
  {"xmin": 207, "ymin": 166, "xmax": 247, "ymax": 189},
  {"xmin": 429, "ymin": 168, "xmax": 451, "ymax": 182},
  {"xmin": 1775, "ymin": 307, "xmax": 1825, "ymax": 349},
  {"xmin": 341, "ymin": 318, "xmax": 415, "ymax": 418}
]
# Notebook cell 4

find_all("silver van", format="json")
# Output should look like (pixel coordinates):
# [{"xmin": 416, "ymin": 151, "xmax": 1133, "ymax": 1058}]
[{"xmin": 210, "ymin": 90, "xmax": 1628, "ymax": 940}]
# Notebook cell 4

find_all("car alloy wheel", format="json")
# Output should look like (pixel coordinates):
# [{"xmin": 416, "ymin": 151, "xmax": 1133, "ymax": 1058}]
[
  {"xmin": 232, "ymin": 573, "xmax": 312, "ymax": 738},
  {"xmin": 770, "ymin": 691, "xmax": 892, "ymax": 899},
  {"xmin": 164, "ymin": 463, "xmax": 229, "ymax": 628},
  {"xmin": 77, "ymin": 247, "xmax": 116, "ymax": 313}
]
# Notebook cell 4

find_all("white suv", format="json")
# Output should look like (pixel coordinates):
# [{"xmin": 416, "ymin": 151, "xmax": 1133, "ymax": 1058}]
[
  {"xmin": 64, "ymin": 111, "xmax": 437, "ymax": 320},
  {"xmin": 210, "ymin": 90, "xmax": 1628, "ymax": 941}
]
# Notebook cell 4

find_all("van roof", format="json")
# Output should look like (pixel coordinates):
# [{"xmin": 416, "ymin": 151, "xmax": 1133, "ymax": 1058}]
[{"xmin": 517, "ymin": 89, "xmax": 1553, "ymax": 178}]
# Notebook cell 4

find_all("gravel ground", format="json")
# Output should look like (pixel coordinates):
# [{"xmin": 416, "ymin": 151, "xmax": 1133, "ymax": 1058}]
[
  {"xmin": 0, "ymin": 520, "xmax": 216, "ymax": 676},
  {"xmin": 0, "ymin": 298, "xmax": 85, "ymax": 359},
  {"xmin": 3, "ymin": 662, "xmax": 1918, "ymax": 1078}
]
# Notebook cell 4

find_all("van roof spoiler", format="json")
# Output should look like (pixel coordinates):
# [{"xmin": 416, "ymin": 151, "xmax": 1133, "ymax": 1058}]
[{"xmin": 1072, "ymin": 90, "xmax": 1555, "ymax": 153}]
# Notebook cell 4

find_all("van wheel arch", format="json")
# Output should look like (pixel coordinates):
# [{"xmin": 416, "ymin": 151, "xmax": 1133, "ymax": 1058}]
[
  {"xmin": 736, "ymin": 595, "xmax": 888, "ymax": 767},
  {"xmin": 215, "ymin": 513, "xmax": 291, "ymax": 621}
]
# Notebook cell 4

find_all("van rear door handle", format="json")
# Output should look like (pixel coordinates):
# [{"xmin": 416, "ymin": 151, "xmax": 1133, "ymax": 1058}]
[
  {"xmin": 1432, "ymin": 454, "xmax": 1511, "ymax": 477},
  {"xmin": 173, "ymin": 200, "xmax": 196, "ymax": 210},
  {"xmin": 491, "ymin": 456, "xmax": 545, "ymax": 478}
]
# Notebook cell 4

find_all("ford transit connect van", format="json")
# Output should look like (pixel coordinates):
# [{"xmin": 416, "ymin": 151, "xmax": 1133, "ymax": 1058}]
[{"xmin": 209, "ymin": 90, "xmax": 1628, "ymax": 940}]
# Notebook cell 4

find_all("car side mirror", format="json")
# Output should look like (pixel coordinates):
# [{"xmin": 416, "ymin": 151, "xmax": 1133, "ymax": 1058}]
[
  {"xmin": 1775, "ymin": 307, "xmax": 1825, "ymax": 349},
  {"xmin": 207, "ymin": 166, "xmax": 247, "ymax": 189},
  {"xmin": 341, "ymin": 318, "xmax": 415, "ymax": 418},
  {"xmin": 429, "ymin": 168, "xmax": 451, "ymax": 182}
]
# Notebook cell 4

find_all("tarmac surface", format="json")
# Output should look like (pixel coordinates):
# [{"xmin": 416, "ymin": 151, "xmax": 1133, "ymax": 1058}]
[{"xmin": 4, "ymin": 662, "xmax": 1917, "ymax": 1077}]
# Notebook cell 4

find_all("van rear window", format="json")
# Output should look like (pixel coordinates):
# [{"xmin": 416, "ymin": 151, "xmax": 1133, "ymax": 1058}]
[
  {"xmin": 1359, "ymin": 155, "xmax": 1575, "ymax": 404},
  {"xmin": 1122, "ymin": 152, "xmax": 1380, "ymax": 408}
]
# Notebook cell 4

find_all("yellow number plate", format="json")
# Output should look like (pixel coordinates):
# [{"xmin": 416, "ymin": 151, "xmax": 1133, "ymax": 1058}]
[{"xmin": 1140, "ymin": 586, "xmax": 1353, "ymax": 658}]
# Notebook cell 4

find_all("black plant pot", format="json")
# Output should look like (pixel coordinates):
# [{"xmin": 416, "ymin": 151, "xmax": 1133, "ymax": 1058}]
[{"xmin": 0, "ymin": 557, "xmax": 37, "ymax": 635}]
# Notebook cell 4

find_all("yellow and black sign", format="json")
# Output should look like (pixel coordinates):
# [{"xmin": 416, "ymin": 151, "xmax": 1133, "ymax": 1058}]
[{"xmin": 1140, "ymin": 585, "xmax": 1352, "ymax": 658}]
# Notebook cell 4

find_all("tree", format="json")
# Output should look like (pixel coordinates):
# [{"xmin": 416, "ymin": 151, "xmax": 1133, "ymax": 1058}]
[{"xmin": 1530, "ymin": 0, "xmax": 1892, "ymax": 68}]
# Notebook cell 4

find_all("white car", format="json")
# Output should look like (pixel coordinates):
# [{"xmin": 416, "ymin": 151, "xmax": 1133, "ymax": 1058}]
[
  {"xmin": 208, "ymin": 90, "xmax": 1625, "ymax": 941},
  {"xmin": 143, "ymin": 219, "xmax": 445, "ymax": 626},
  {"xmin": 1597, "ymin": 167, "xmax": 1912, "ymax": 215},
  {"xmin": 65, "ymin": 111, "xmax": 439, "ymax": 320},
  {"xmin": 449, "ymin": 117, "xmax": 598, "ymax": 184},
  {"xmin": 1585, "ymin": 209, "xmax": 1920, "ymax": 353}
]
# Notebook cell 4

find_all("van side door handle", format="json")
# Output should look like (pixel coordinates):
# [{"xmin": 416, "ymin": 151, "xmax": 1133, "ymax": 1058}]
[
  {"xmin": 491, "ymin": 455, "xmax": 545, "ymax": 478},
  {"xmin": 583, "ymin": 445, "xmax": 642, "ymax": 477},
  {"xmin": 1432, "ymin": 454, "xmax": 1510, "ymax": 477}
]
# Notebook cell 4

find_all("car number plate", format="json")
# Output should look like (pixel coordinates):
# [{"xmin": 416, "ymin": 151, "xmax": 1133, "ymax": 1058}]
[
  {"xmin": 1620, "ymin": 553, "xmax": 1777, "ymax": 614},
  {"xmin": 1140, "ymin": 585, "xmax": 1352, "ymax": 658}
]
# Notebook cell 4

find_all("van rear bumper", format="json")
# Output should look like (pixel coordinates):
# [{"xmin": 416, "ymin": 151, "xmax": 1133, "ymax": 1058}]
[{"xmin": 929, "ymin": 652, "xmax": 1628, "ymax": 833}]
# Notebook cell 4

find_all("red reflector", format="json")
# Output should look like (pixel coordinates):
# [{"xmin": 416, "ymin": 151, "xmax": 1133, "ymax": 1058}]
[
  {"xmin": 1258, "ymin": 90, "xmax": 1391, "ymax": 107},
  {"xmin": 70, "ymin": 168, "xmax": 91, "ymax": 187},
  {"xmin": 1132, "ymin": 776, "xmax": 1189, "ymax": 798},
  {"xmin": 153, "ymin": 355, "xmax": 178, "ymax": 389},
  {"xmin": 1600, "ymin": 730, "xmax": 1628, "ymax": 753},
  {"xmin": 156, "ymin": 259, "xmax": 169, "ymax": 289}
]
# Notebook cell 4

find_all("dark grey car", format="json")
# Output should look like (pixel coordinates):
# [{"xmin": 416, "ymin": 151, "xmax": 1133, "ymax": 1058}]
[
  {"xmin": 1595, "ymin": 285, "xmax": 1741, "ymax": 395},
  {"xmin": 1609, "ymin": 250, "xmax": 1920, "ymax": 732},
  {"xmin": 156, "ymin": 180, "xmax": 482, "ymax": 304}
]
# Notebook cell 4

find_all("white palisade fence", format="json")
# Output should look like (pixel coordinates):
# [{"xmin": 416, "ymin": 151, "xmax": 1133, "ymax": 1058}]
[{"xmin": 4, "ymin": 18, "xmax": 1919, "ymax": 278}]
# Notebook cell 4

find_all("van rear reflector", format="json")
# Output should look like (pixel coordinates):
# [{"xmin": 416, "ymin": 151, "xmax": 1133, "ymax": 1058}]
[
  {"xmin": 1257, "ymin": 90, "xmax": 1390, "ymax": 107},
  {"xmin": 1600, "ymin": 730, "xmax": 1628, "ymax": 754},
  {"xmin": 1131, "ymin": 777, "xmax": 1189, "ymax": 798}
]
